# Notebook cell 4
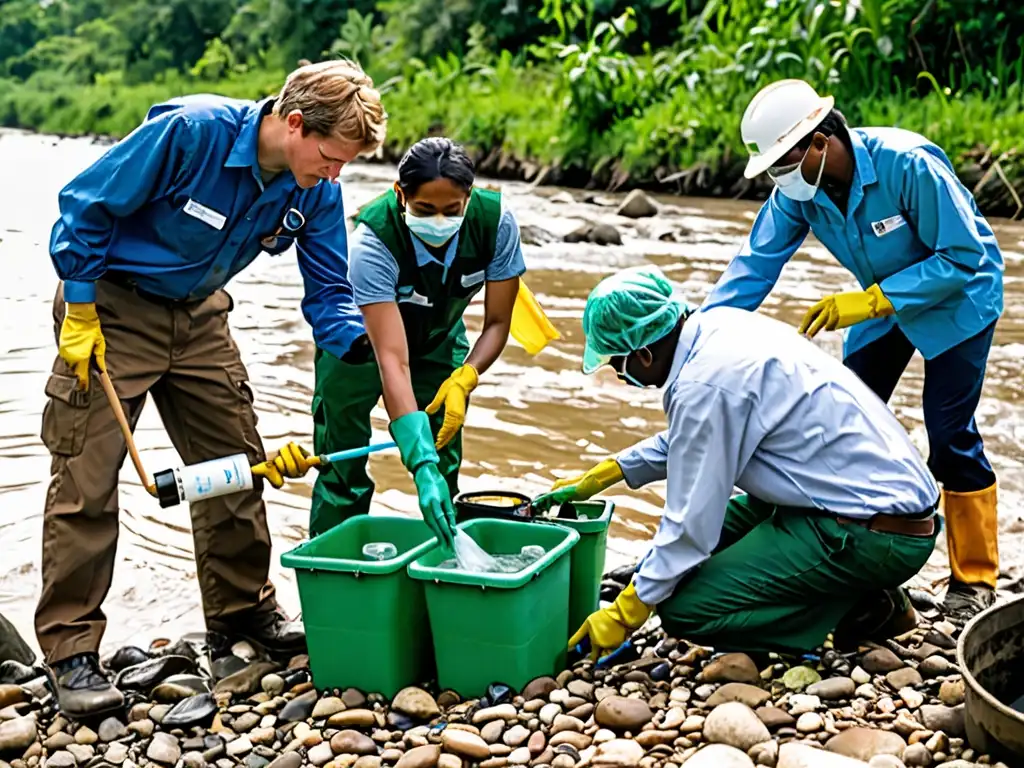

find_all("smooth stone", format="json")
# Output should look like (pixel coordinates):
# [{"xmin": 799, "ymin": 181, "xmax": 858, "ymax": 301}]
[
  {"xmin": 522, "ymin": 678, "xmax": 559, "ymax": 701},
  {"xmin": 227, "ymin": 736, "xmax": 253, "ymax": 757},
  {"xmin": 307, "ymin": 742, "xmax": 335, "ymax": 766},
  {"xmin": 806, "ymin": 678, "xmax": 856, "ymax": 701},
  {"xmin": 527, "ymin": 731, "xmax": 546, "ymax": 756},
  {"xmin": 330, "ymin": 709, "xmax": 378, "ymax": 728},
  {"xmin": 701, "ymin": 654, "xmax": 760, "ymax": 685},
  {"xmin": 706, "ymin": 683, "xmax": 772, "ymax": 709},
  {"xmin": 127, "ymin": 719, "xmax": 154, "ymax": 738},
  {"xmin": 267, "ymin": 753, "xmax": 303, "ymax": 768},
  {"xmin": 481, "ymin": 721, "xmax": 504, "ymax": 744},
  {"xmin": 104, "ymin": 646, "xmax": 150, "ymax": 673},
  {"xmin": 73, "ymin": 727, "xmax": 97, "ymax": 745},
  {"xmin": 279, "ymin": 690, "xmax": 319, "ymax": 723},
  {"xmin": 393, "ymin": 688, "xmax": 440, "ymax": 722},
  {"xmin": 356, "ymin": 758, "xmax": 384, "ymax": 768},
  {"xmin": 311, "ymin": 697, "xmax": 346, "ymax": 720},
  {"xmin": 472, "ymin": 705, "xmax": 518, "ymax": 725},
  {"xmin": 783, "ymin": 667, "xmax": 822, "ymax": 692},
  {"xmin": 233, "ymin": 712, "xmax": 262, "ymax": 733},
  {"xmin": 676, "ymin": 744, "xmax": 754, "ymax": 768},
  {"xmin": 938, "ymin": 680, "xmax": 965, "ymax": 707},
  {"xmin": 901, "ymin": 743, "xmax": 930, "ymax": 767},
  {"xmin": 331, "ymin": 730, "xmax": 378, "ymax": 756},
  {"xmin": 825, "ymin": 727, "xmax": 907, "ymax": 762},
  {"xmin": 778, "ymin": 742, "xmax": 873, "ymax": 767},
  {"xmin": 105, "ymin": 744, "xmax": 129, "ymax": 765},
  {"xmin": 114, "ymin": 655, "xmax": 195, "ymax": 692},
  {"xmin": 703, "ymin": 703, "xmax": 770, "ymax": 752},
  {"xmin": 547, "ymin": 732, "xmax": 591, "ymax": 750},
  {"xmin": 0, "ymin": 716, "xmax": 36, "ymax": 751},
  {"xmin": 163, "ymin": 693, "xmax": 218, "ymax": 729},
  {"xmin": 796, "ymin": 712, "xmax": 823, "ymax": 732},
  {"xmin": 756, "ymin": 707, "xmax": 795, "ymax": 729},
  {"xmin": 868, "ymin": 758, "xmax": 906, "ymax": 768},
  {"xmin": 900, "ymin": 687, "xmax": 925, "ymax": 710},
  {"xmin": 244, "ymin": 756, "xmax": 268, "ymax": 768},
  {"xmin": 96, "ymin": 717, "xmax": 127, "ymax": 742},
  {"xmin": 45, "ymin": 733, "xmax": 75, "ymax": 750},
  {"xmin": 250, "ymin": 727, "xmax": 276, "ymax": 745},
  {"xmin": 503, "ymin": 726, "xmax": 529, "ymax": 747},
  {"xmin": 550, "ymin": 715, "xmax": 584, "ymax": 735},
  {"xmin": 567, "ymin": 681, "xmax": 594, "ymax": 700},
  {"xmin": 213, "ymin": 663, "xmax": 280, "ymax": 696},
  {"xmin": 787, "ymin": 695, "xmax": 821, "ymax": 715},
  {"xmin": 851, "ymin": 667, "xmax": 871, "ymax": 685},
  {"xmin": 212, "ymin": 655, "xmax": 249, "ymax": 681},
  {"xmin": 918, "ymin": 705, "xmax": 964, "ymax": 737},
  {"xmin": 442, "ymin": 730, "xmax": 490, "ymax": 759},
  {"xmin": 861, "ymin": 650, "xmax": 904, "ymax": 674},
  {"xmin": 388, "ymin": 711, "xmax": 419, "ymax": 731},
  {"xmin": 147, "ymin": 733, "xmax": 182, "ymax": 765},
  {"xmin": 260, "ymin": 674, "xmax": 285, "ymax": 696},
  {"xmin": 594, "ymin": 697, "xmax": 653, "ymax": 732},
  {"xmin": 591, "ymin": 739, "xmax": 643, "ymax": 768},
  {"xmin": 886, "ymin": 669, "xmax": 923, "ymax": 690},
  {"xmin": 507, "ymin": 748, "xmax": 530, "ymax": 765},
  {"xmin": 917, "ymin": 657, "xmax": 951, "ymax": 678},
  {"xmin": 539, "ymin": 704, "xmax": 561, "ymax": 726},
  {"xmin": 435, "ymin": 758, "xmax": 460, "ymax": 768},
  {"xmin": 342, "ymin": 689, "xmax": 368, "ymax": 708}
]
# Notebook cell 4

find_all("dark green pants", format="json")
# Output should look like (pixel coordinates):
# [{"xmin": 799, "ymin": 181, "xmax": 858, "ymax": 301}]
[
  {"xmin": 656, "ymin": 494, "xmax": 939, "ymax": 654},
  {"xmin": 309, "ymin": 327, "xmax": 469, "ymax": 538}
]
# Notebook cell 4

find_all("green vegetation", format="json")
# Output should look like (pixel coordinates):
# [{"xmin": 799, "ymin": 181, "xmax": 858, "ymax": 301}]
[{"xmin": 1, "ymin": 0, "xmax": 1021, "ymax": 216}]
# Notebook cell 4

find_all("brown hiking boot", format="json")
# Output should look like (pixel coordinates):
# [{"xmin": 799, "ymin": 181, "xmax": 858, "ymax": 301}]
[
  {"xmin": 207, "ymin": 605, "xmax": 306, "ymax": 660},
  {"xmin": 46, "ymin": 652, "xmax": 125, "ymax": 720},
  {"xmin": 833, "ymin": 588, "xmax": 917, "ymax": 651}
]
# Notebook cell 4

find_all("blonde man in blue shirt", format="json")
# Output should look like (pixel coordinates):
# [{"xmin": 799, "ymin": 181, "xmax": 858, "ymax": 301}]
[
  {"xmin": 37, "ymin": 60, "xmax": 387, "ymax": 719},
  {"xmin": 537, "ymin": 265, "xmax": 941, "ymax": 660},
  {"xmin": 701, "ymin": 79, "xmax": 1003, "ymax": 623}
]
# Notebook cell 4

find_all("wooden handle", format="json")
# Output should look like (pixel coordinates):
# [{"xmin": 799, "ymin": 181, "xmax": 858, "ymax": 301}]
[{"xmin": 97, "ymin": 369, "xmax": 157, "ymax": 497}]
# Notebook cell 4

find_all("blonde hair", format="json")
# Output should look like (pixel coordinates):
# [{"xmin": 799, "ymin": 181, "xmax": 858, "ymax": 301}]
[{"xmin": 274, "ymin": 59, "xmax": 387, "ymax": 153}]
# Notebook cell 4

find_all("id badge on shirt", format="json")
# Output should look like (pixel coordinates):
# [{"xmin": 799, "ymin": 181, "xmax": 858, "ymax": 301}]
[
  {"xmin": 870, "ymin": 214, "xmax": 907, "ymax": 237},
  {"xmin": 183, "ymin": 199, "xmax": 227, "ymax": 230}
]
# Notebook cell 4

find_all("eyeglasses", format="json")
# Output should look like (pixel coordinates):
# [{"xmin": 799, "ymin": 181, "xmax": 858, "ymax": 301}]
[{"xmin": 261, "ymin": 208, "xmax": 306, "ymax": 250}]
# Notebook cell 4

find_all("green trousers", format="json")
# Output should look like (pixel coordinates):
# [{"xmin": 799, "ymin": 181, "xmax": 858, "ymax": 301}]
[
  {"xmin": 309, "ymin": 327, "xmax": 469, "ymax": 538},
  {"xmin": 656, "ymin": 494, "xmax": 940, "ymax": 654}
]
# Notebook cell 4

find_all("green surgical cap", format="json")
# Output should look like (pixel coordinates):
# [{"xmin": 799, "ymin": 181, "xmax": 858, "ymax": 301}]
[{"xmin": 581, "ymin": 265, "xmax": 692, "ymax": 374}]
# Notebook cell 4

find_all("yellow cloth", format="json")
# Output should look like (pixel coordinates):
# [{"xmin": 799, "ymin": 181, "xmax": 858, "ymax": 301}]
[
  {"xmin": 511, "ymin": 280, "xmax": 560, "ymax": 355},
  {"xmin": 552, "ymin": 458, "xmax": 624, "ymax": 499},
  {"xmin": 799, "ymin": 283, "xmax": 895, "ymax": 338},
  {"xmin": 425, "ymin": 364, "xmax": 479, "ymax": 449},
  {"xmin": 59, "ymin": 302, "xmax": 107, "ymax": 390},
  {"xmin": 568, "ymin": 580, "xmax": 653, "ymax": 660},
  {"xmin": 252, "ymin": 442, "xmax": 318, "ymax": 489},
  {"xmin": 944, "ymin": 482, "xmax": 1000, "ymax": 589}
]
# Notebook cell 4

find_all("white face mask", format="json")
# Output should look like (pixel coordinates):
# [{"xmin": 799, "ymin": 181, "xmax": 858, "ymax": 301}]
[
  {"xmin": 770, "ymin": 144, "xmax": 828, "ymax": 202},
  {"xmin": 404, "ymin": 211, "xmax": 464, "ymax": 247}
]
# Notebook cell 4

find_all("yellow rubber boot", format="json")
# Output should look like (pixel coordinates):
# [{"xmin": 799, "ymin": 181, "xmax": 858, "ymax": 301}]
[{"xmin": 943, "ymin": 482, "xmax": 999, "ymax": 589}]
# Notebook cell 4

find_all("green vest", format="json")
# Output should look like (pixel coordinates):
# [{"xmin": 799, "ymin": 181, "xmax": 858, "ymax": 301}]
[{"xmin": 354, "ymin": 187, "xmax": 502, "ymax": 356}]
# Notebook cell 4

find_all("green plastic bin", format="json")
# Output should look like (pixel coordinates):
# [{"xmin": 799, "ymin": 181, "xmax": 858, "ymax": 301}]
[
  {"xmin": 280, "ymin": 515, "xmax": 440, "ymax": 696},
  {"xmin": 540, "ymin": 500, "xmax": 616, "ymax": 632},
  {"xmin": 407, "ymin": 518, "xmax": 580, "ymax": 697}
]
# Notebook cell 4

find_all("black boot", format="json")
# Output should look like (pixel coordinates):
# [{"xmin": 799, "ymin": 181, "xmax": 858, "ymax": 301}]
[
  {"xmin": 47, "ymin": 652, "xmax": 125, "ymax": 719},
  {"xmin": 941, "ymin": 580, "xmax": 996, "ymax": 625},
  {"xmin": 208, "ymin": 606, "xmax": 306, "ymax": 660},
  {"xmin": 833, "ymin": 588, "xmax": 918, "ymax": 651}
]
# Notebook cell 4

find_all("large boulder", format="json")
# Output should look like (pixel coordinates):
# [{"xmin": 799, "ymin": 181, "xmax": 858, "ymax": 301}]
[{"xmin": 0, "ymin": 613, "xmax": 34, "ymax": 666}]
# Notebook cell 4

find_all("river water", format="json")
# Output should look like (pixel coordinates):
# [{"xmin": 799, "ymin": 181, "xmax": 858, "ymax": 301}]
[{"xmin": 2, "ymin": 128, "xmax": 1023, "ymax": 660}]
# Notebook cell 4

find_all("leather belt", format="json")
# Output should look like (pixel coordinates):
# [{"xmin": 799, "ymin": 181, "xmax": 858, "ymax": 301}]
[
  {"xmin": 837, "ymin": 511, "xmax": 937, "ymax": 538},
  {"xmin": 102, "ymin": 272, "xmax": 204, "ymax": 308}
]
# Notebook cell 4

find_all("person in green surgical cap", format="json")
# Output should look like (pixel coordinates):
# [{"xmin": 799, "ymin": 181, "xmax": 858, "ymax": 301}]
[{"xmin": 534, "ymin": 265, "xmax": 942, "ymax": 659}]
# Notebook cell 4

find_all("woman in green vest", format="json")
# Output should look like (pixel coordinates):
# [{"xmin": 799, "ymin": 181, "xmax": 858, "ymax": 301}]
[{"xmin": 309, "ymin": 137, "xmax": 539, "ymax": 545}]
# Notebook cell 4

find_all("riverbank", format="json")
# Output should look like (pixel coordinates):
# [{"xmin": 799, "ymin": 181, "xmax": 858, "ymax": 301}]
[
  {"xmin": 1, "ymin": 68, "xmax": 1022, "ymax": 219},
  {"xmin": 0, "ymin": 607, "xmax": 1008, "ymax": 768}
]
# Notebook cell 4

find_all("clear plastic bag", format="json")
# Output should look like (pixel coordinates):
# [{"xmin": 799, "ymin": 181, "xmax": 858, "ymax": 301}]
[{"xmin": 454, "ymin": 529, "xmax": 499, "ymax": 572}]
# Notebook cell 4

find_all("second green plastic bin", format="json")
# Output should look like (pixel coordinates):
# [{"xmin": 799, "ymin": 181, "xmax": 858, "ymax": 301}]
[
  {"xmin": 280, "ymin": 515, "xmax": 440, "ymax": 696},
  {"xmin": 408, "ymin": 517, "xmax": 580, "ymax": 697},
  {"xmin": 541, "ymin": 500, "xmax": 616, "ymax": 632}
]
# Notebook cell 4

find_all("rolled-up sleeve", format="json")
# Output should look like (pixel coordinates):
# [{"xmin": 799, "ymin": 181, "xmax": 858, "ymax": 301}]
[
  {"xmin": 702, "ymin": 191, "xmax": 809, "ymax": 313},
  {"xmin": 485, "ymin": 209, "xmax": 527, "ymax": 282},
  {"xmin": 350, "ymin": 223, "xmax": 400, "ymax": 307},
  {"xmin": 633, "ymin": 382, "xmax": 757, "ymax": 605},
  {"xmin": 295, "ymin": 185, "xmax": 366, "ymax": 361},
  {"xmin": 879, "ymin": 149, "xmax": 990, "ymax": 319}
]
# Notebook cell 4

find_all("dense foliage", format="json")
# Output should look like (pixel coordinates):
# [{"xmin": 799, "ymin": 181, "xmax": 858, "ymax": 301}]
[{"xmin": 1, "ymin": 0, "xmax": 1021, "ymax": 213}]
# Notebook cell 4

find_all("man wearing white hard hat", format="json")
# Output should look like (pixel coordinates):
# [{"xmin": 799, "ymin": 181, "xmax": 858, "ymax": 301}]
[{"xmin": 703, "ymin": 78, "xmax": 1004, "ymax": 623}]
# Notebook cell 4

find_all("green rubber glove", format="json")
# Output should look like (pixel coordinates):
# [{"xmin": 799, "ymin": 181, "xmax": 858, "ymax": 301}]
[{"xmin": 390, "ymin": 411, "xmax": 457, "ymax": 550}]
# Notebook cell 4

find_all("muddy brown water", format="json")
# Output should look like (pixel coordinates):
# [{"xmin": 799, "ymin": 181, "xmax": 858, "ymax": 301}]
[{"xmin": 2, "ymin": 128, "xmax": 1024, "ymax": 660}]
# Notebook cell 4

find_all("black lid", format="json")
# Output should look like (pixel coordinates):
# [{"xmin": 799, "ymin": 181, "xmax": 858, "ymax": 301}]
[{"xmin": 154, "ymin": 468, "xmax": 181, "ymax": 508}]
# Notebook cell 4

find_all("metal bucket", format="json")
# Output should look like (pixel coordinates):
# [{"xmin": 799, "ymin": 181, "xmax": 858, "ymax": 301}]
[{"xmin": 956, "ymin": 592, "xmax": 1024, "ymax": 759}]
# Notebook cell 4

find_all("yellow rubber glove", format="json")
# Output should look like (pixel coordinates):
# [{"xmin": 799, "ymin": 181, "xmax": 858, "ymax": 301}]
[
  {"xmin": 531, "ymin": 459, "xmax": 625, "ymax": 512},
  {"xmin": 424, "ymin": 364, "xmax": 479, "ymax": 449},
  {"xmin": 511, "ymin": 281, "xmax": 561, "ymax": 355},
  {"xmin": 59, "ymin": 302, "xmax": 107, "ymax": 390},
  {"xmin": 798, "ymin": 284, "xmax": 895, "ymax": 338},
  {"xmin": 569, "ymin": 580, "xmax": 653, "ymax": 660},
  {"xmin": 251, "ymin": 442, "xmax": 319, "ymax": 489}
]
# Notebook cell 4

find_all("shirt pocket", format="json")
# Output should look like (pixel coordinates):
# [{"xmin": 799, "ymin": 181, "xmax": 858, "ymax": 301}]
[
  {"xmin": 40, "ymin": 372, "xmax": 92, "ymax": 457},
  {"xmin": 151, "ymin": 197, "xmax": 228, "ymax": 258}
]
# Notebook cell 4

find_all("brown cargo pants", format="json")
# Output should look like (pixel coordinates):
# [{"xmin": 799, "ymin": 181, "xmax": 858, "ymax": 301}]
[{"xmin": 35, "ymin": 277, "xmax": 279, "ymax": 664}]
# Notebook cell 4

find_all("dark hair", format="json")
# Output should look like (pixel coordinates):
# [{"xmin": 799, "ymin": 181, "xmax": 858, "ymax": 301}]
[
  {"xmin": 397, "ymin": 137, "xmax": 475, "ymax": 196},
  {"xmin": 795, "ymin": 108, "xmax": 852, "ymax": 155}
]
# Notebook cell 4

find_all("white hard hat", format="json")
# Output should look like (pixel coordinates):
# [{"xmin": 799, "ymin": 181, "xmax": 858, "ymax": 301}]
[{"xmin": 740, "ymin": 79, "xmax": 834, "ymax": 179}]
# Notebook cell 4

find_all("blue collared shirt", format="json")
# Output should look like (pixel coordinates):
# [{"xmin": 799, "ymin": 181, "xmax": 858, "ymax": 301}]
[
  {"xmin": 48, "ymin": 94, "xmax": 365, "ymax": 360},
  {"xmin": 703, "ymin": 127, "xmax": 1004, "ymax": 360},
  {"xmin": 616, "ymin": 305, "xmax": 939, "ymax": 605}
]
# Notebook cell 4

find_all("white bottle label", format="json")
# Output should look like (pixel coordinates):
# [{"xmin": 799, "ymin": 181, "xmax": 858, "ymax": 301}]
[{"xmin": 179, "ymin": 454, "xmax": 253, "ymax": 502}]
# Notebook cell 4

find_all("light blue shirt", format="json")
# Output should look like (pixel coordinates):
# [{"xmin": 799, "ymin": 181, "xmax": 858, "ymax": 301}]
[
  {"xmin": 349, "ymin": 204, "xmax": 527, "ymax": 306},
  {"xmin": 48, "ymin": 94, "xmax": 365, "ymax": 361},
  {"xmin": 616, "ymin": 306, "xmax": 940, "ymax": 606},
  {"xmin": 703, "ymin": 127, "xmax": 1004, "ymax": 360}
]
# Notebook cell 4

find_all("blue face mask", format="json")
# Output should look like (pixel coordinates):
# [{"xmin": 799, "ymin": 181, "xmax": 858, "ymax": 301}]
[
  {"xmin": 404, "ymin": 211, "xmax": 464, "ymax": 247},
  {"xmin": 615, "ymin": 351, "xmax": 650, "ymax": 388}
]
